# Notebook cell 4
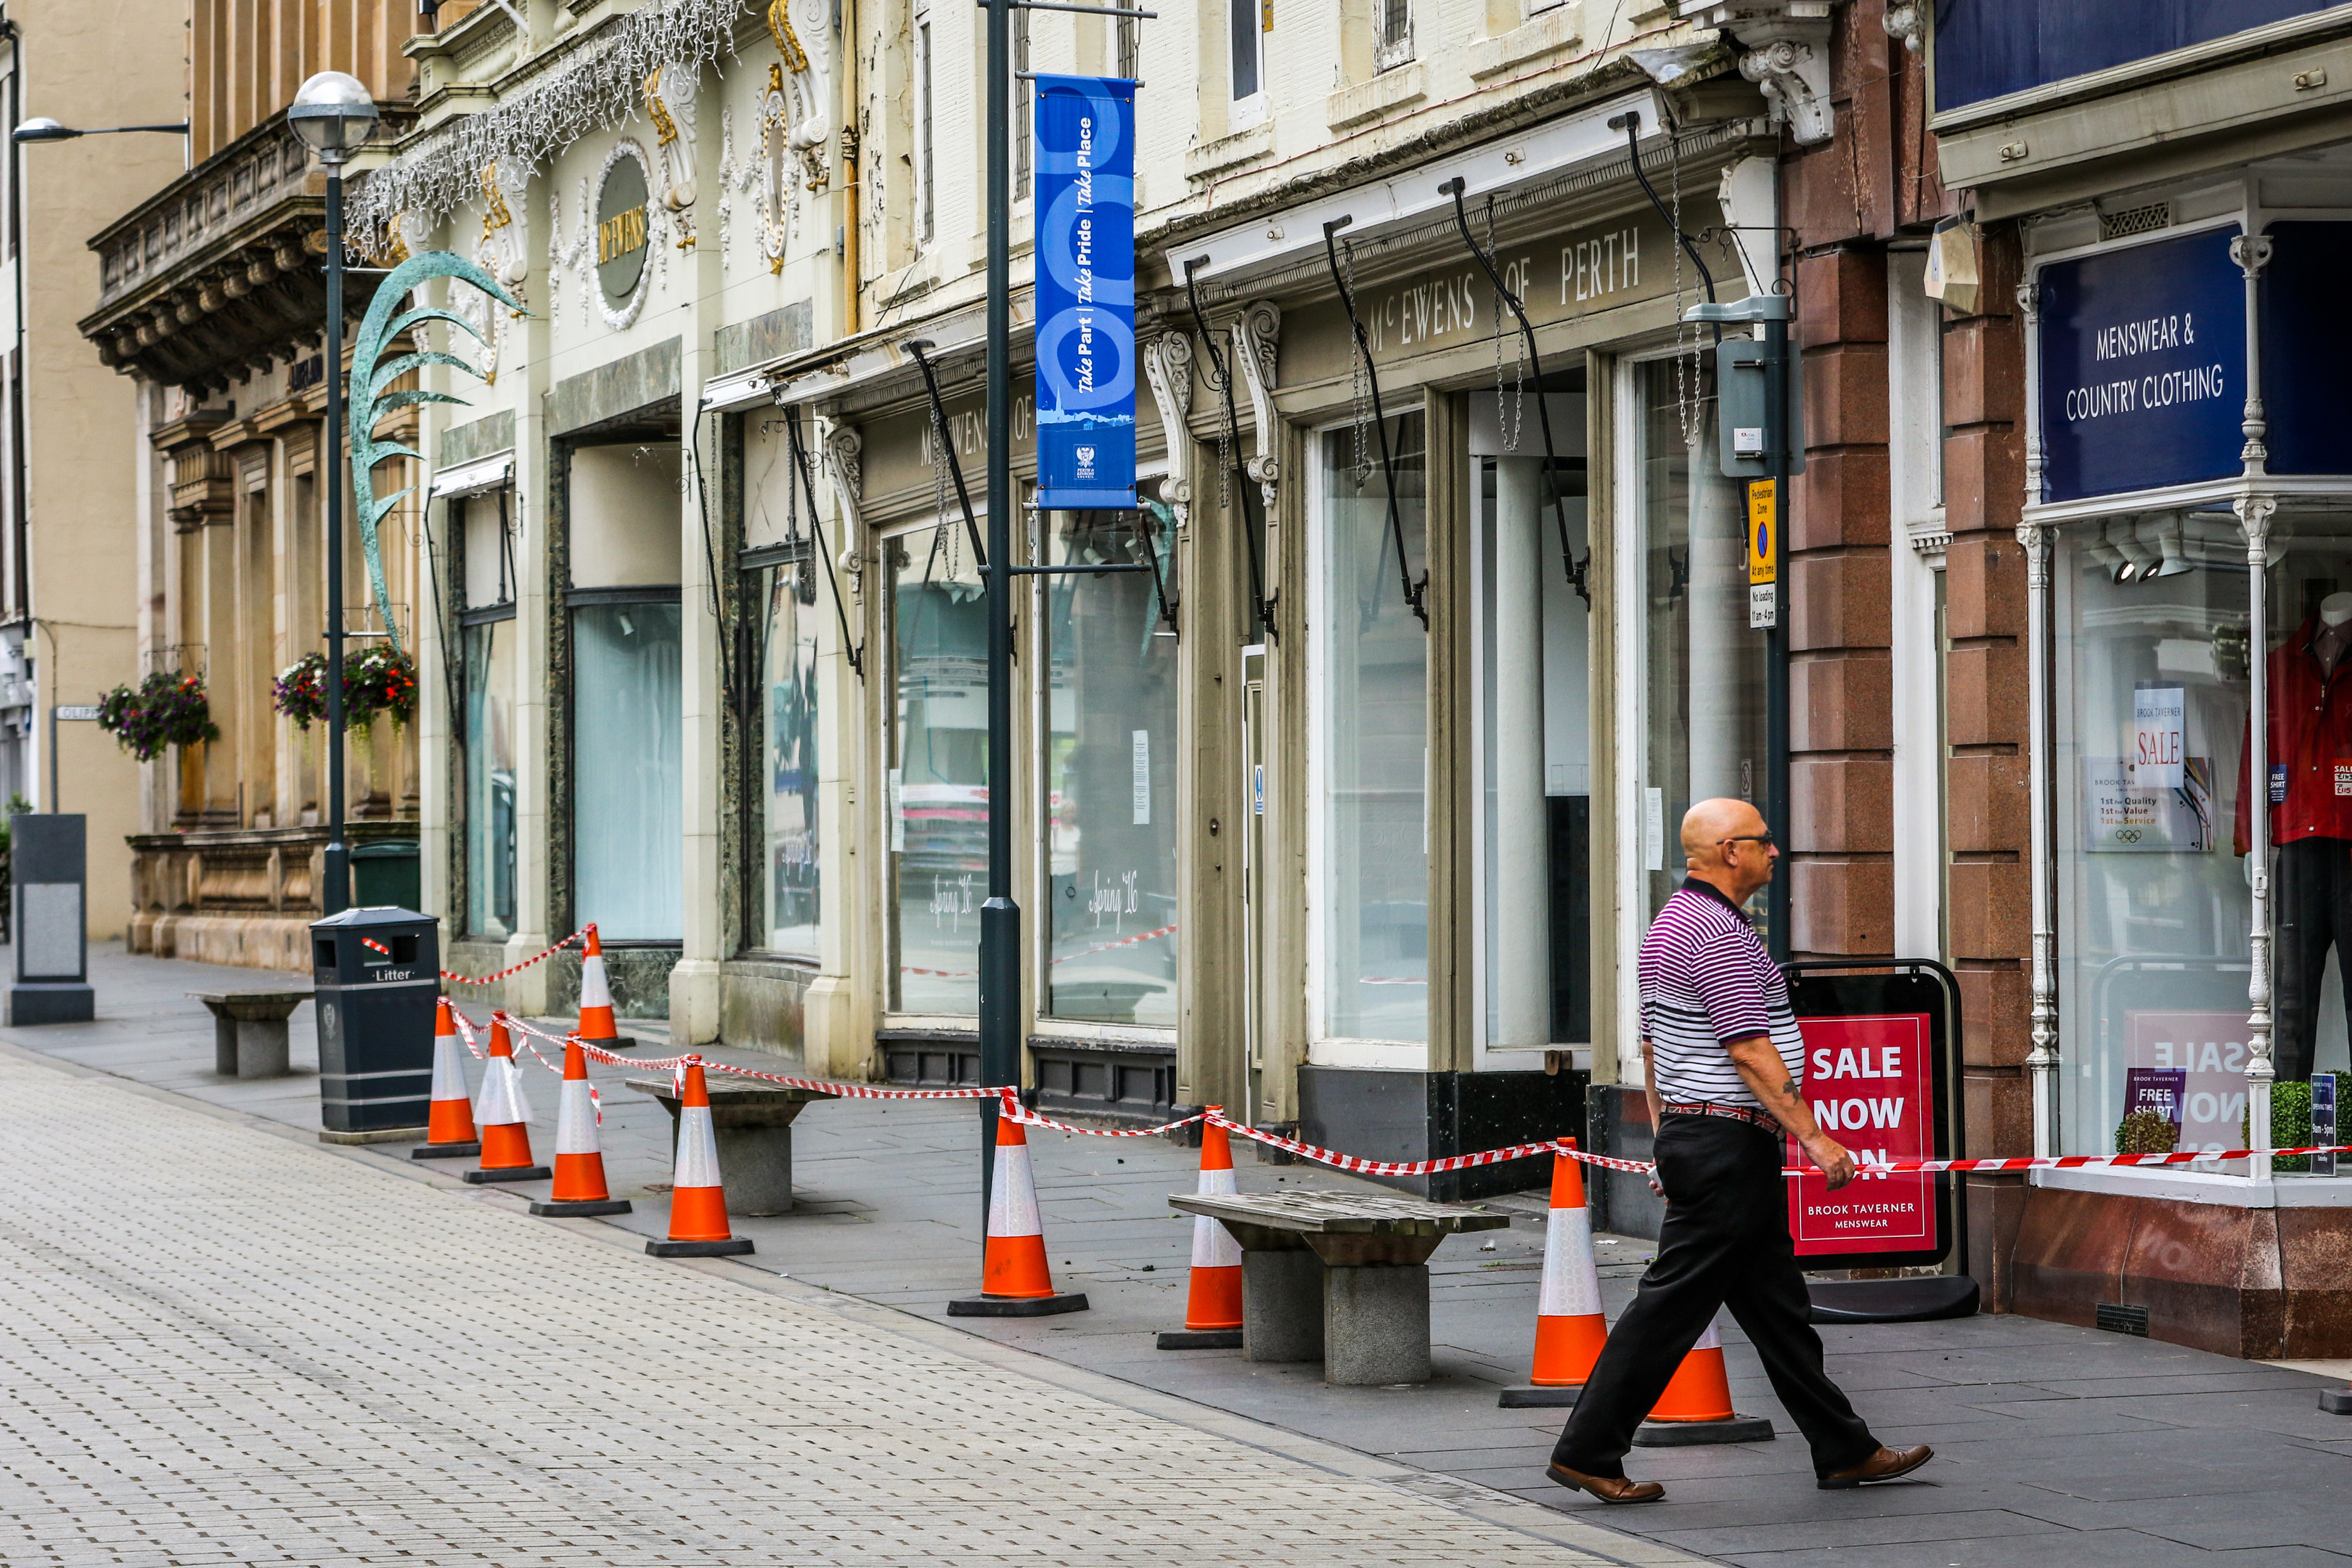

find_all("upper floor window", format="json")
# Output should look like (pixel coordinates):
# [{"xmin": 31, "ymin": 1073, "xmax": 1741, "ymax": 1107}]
[
  {"xmin": 1229, "ymin": 0, "xmax": 1262, "ymax": 106},
  {"xmin": 913, "ymin": 0, "xmax": 936, "ymax": 246},
  {"xmin": 1935, "ymin": 0, "xmax": 2335, "ymax": 113},
  {"xmin": 1015, "ymin": 8, "xmax": 1033, "ymax": 197},
  {"xmin": 1375, "ymin": 0, "xmax": 1413, "ymax": 72}
]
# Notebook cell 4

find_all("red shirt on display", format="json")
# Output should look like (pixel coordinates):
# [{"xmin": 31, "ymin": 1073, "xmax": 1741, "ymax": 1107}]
[{"xmin": 2235, "ymin": 615, "xmax": 2352, "ymax": 852}]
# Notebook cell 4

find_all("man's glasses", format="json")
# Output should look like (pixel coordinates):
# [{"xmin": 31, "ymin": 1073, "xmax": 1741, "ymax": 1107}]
[{"xmin": 1720, "ymin": 833, "xmax": 1776, "ymax": 847}]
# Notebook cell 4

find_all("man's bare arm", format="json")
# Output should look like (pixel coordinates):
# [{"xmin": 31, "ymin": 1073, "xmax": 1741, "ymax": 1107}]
[{"xmin": 1724, "ymin": 1034, "xmax": 1856, "ymax": 1191}]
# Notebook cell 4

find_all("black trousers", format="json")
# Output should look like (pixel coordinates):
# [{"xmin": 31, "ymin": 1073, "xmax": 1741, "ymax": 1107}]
[
  {"xmin": 2274, "ymin": 836, "xmax": 2352, "ymax": 1085},
  {"xmin": 1552, "ymin": 1114, "xmax": 1879, "ymax": 1479}
]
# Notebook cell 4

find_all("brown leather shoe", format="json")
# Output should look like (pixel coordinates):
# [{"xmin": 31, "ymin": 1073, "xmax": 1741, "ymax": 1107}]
[
  {"xmin": 1818, "ymin": 1443, "xmax": 1934, "ymax": 1490},
  {"xmin": 1546, "ymin": 1462, "xmax": 1665, "ymax": 1504}
]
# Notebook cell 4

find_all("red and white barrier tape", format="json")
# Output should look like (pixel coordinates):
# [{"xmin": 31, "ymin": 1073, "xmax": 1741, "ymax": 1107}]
[
  {"xmin": 449, "ymin": 997, "xmax": 2352, "ymax": 1180},
  {"xmin": 1004, "ymin": 1099, "xmax": 1206, "ymax": 1138},
  {"xmin": 493, "ymin": 1008, "xmax": 1003, "ymax": 1099},
  {"xmin": 1204, "ymin": 1111, "xmax": 1573, "ymax": 1176},
  {"xmin": 1810, "ymin": 1146, "xmax": 2352, "ymax": 1175},
  {"xmin": 438, "ymin": 928, "xmax": 589, "ymax": 987}
]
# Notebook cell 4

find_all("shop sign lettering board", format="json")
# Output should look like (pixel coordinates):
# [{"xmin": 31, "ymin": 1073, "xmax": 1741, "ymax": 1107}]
[
  {"xmin": 2035, "ymin": 226, "xmax": 2245, "ymax": 502},
  {"xmin": 1787, "ymin": 1013, "xmax": 1935, "ymax": 1257}
]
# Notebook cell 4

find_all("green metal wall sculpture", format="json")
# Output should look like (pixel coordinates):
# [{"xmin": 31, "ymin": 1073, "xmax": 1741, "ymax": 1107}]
[{"xmin": 348, "ymin": 250, "xmax": 524, "ymax": 654}]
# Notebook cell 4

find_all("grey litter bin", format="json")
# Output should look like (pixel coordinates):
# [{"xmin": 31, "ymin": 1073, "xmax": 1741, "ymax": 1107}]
[{"xmin": 310, "ymin": 906, "xmax": 441, "ymax": 1141}]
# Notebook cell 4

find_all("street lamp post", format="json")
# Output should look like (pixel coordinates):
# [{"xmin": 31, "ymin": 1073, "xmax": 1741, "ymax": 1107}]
[{"xmin": 287, "ymin": 71, "xmax": 379, "ymax": 919}]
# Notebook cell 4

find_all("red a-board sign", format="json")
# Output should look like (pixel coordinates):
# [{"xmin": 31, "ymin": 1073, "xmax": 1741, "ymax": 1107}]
[{"xmin": 1785, "ymin": 1013, "xmax": 1935, "ymax": 1257}]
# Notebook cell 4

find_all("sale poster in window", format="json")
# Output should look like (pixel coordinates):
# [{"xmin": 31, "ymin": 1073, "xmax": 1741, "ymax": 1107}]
[
  {"xmin": 2125, "ymin": 1010, "xmax": 2249, "ymax": 1153},
  {"xmin": 1787, "ymin": 1013, "xmax": 1935, "ymax": 1256}
]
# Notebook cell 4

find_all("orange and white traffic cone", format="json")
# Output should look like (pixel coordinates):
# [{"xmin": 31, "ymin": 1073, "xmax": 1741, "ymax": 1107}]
[
  {"xmin": 1159, "ymin": 1110, "xmax": 1243, "ymax": 1349},
  {"xmin": 1500, "ymin": 1140, "xmax": 1608, "ymax": 1406},
  {"xmin": 948, "ymin": 1104, "xmax": 1087, "ymax": 1317},
  {"xmin": 645, "ymin": 1058, "xmax": 752, "ymax": 1257},
  {"xmin": 462, "ymin": 1013, "xmax": 551, "ymax": 1185},
  {"xmin": 1633, "ymin": 1311, "xmax": 1776, "ymax": 1446},
  {"xmin": 573, "ymin": 925, "xmax": 634, "ymax": 1053},
  {"xmin": 409, "ymin": 999, "xmax": 481, "ymax": 1161},
  {"xmin": 530, "ymin": 1038, "xmax": 632, "ymax": 1217}
]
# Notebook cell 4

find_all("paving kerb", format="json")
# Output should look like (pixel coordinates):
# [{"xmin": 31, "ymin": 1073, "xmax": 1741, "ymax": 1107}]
[{"xmin": 12, "ymin": 939, "xmax": 2352, "ymax": 1567}]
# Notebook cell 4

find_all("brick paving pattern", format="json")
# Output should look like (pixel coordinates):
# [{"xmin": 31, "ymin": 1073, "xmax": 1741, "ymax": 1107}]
[{"xmin": 0, "ymin": 1047, "xmax": 1681, "ymax": 1568}]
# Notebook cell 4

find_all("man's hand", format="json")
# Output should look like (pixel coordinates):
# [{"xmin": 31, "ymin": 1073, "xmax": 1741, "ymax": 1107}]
[{"xmin": 1802, "ymin": 1132, "xmax": 1857, "ymax": 1191}]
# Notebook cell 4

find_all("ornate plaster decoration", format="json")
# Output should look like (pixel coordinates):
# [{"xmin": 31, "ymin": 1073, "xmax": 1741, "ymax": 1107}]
[
  {"xmin": 757, "ymin": 63, "xmax": 796, "ymax": 271},
  {"xmin": 767, "ymin": 0, "xmax": 832, "ymax": 193},
  {"xmin": 822, "ymin": 422, "xmax": 865, "ymax": 604},
  {"xmin": 478, "ymin": 159, "xmax": 530, "ymax": 311},
  {"xmin": 1684, "ymin": 4, "xmax": 1842, "ymax": 147},
  {"xmin": 346, "ymin": 0, "xmax": 743, "ymax": 257},
  {"xmin": 1882, "ymin": 2, "xmax": 1921, "ymax": 52},
  {"xmin": 1141, "ymin": 331, "xmax": 1195, "ymax": 534},
  {"xmin": 549, "ymin": 144, "xmax": 661, "ymax": 333},
  {"xmin": 1231, "ymin": 301, "xmax": 1281, "ymax": 508},
  {"xmin": 715, "ymin": 107, "xmax": 737, "ymax": 258},
  {"xmin": 643, "ymin": 64, "xmax": 700, "ymax": 250}
]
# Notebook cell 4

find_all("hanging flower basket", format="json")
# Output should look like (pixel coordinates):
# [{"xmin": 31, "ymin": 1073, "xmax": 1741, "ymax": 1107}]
[
  {"xmin": 97, "ymin": 671, "xmax": 220, "ymax": 762},
  {"xmin": 273, "ymin": 653, "xmax": 330, "ymax": 730},
  {"xmin": 274, "ymin": 646, "xmax": 419, "ymax": 732},
  {"xmin": 345, "ymin": 643, "xmax": 418, "ymax": 731}
]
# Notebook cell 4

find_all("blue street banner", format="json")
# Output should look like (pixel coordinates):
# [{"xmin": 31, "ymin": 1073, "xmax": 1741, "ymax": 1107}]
[{"xmin": 1034, "ymin": 73, "xmax": 1137, "ymax": 511}]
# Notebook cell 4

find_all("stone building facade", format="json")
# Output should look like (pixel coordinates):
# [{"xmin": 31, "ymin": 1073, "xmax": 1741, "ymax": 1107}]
[{"xmin": 78, "ymin": 1, "xmax": 425, "ymax": 968}]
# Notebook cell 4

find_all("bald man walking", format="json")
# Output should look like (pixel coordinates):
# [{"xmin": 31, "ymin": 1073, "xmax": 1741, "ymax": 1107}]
[{"xmin": 1547, "ymin": 799, "xmax": 1932, "ymax": 1504}]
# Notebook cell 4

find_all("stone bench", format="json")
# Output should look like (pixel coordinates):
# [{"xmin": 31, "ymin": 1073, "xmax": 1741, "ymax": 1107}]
[
  {"xmin": 625, "ymin": 1074, "xmax": 836, "ymax": 1216},
  {"xmin": 190, "ymin": 990, "xmax": 309, "ymax": 1080},
  {"xmin": 1169, "ymin": 1188, "xmax": 1508, "ymax": 1387}
]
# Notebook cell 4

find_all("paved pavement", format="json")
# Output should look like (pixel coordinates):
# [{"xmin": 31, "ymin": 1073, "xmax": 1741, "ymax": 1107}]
[
  {"xmin": 12, "ymin": 939, "xmax": 2352, "ymax": 1566},
  {"xmin": 0, "ymin": 952, "xmax": 1688, "ymax": 1568}
]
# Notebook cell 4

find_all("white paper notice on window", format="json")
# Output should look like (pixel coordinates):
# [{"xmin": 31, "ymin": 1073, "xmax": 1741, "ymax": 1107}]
[
  {"xmin": 2133, "ymin": 685, "xmax": 2186, "ymax": 790},
  {"xmin": 889, "ymin": 767, "xmax": 905, "ymax": 854},
  {"xmin": 1643, "ymin": 787, "xmax": 1665, "ymax": 872},
  {"xmin": 1132, "ymin": 730, "xmax": 1151, "ymax": 825}
]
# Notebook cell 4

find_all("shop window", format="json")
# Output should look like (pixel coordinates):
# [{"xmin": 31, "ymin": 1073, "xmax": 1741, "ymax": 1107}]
[
  {"xmin": 462, "ymin": 614, "xmax": 517, "ymax": 941},
  {"xmin": 1475, "ymin": 380, "xmax": 1591, "ymax": 1055},
  {"xmin": 744, "ymin": 551, "xmax": 821, "ymax": 957},
  {"xmin": 1040, "ymin": 509, "xmax": 1178, "ymax": 1026},
  {"xmin": 571, "ymin": 597, "xmax": 684, "ymax": 941},
  {"xmin": 1313, "ymin": 412, "xmax": 1429, "ymax": 1046},
  {"xmin": 2054, "ymin": 510, "xmax": 2266, "ymax": 1157},
  {"xmin": 886, "ymin": 522, "xmax": 988, "ymax": 1013},
  {"xmin": 1636, "ymin": 355, "xmax": 1766, "ymax": 928}
]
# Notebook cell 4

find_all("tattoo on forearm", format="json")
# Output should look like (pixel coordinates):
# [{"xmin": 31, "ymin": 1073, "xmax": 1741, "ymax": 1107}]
[{"xmin": 1780, "ymin": 1077, "xmax": 1799, "ymax": 1099}]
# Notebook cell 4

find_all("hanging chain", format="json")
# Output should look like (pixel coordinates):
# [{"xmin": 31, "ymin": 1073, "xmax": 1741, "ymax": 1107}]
[
  {"xmin": 1344, "ymin": 238, "xmax": 1373, "ymax": 489},
  {"xmin": 927, "ymin": 401, "xmax": 959, "ymax": 579},
  {"xmin": 785, "ymin": 420, "xmax": 804, "ymax": 545},
  {"xmin": 1667, "ymin": 123, "xmax": 1702, "ymax": 448},
  {"xmin": 1487, "ymin": 197, "xmax": 1524, "ymax": 454}
]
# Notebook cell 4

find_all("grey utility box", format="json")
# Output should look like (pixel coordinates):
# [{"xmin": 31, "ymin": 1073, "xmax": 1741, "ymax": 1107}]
[
  {"xmin": 310, "ymin": 906, "xmax": 440, "ymax": 1138},
  {"xmin": 9, "ymin": 812, "xmax": 92, "ymax": 1024}
]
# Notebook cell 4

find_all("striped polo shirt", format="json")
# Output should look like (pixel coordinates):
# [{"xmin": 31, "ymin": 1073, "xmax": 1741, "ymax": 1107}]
[{"xmin": 1638, "ymin": 878, "xmax": 1805, "ymax": 1108}]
